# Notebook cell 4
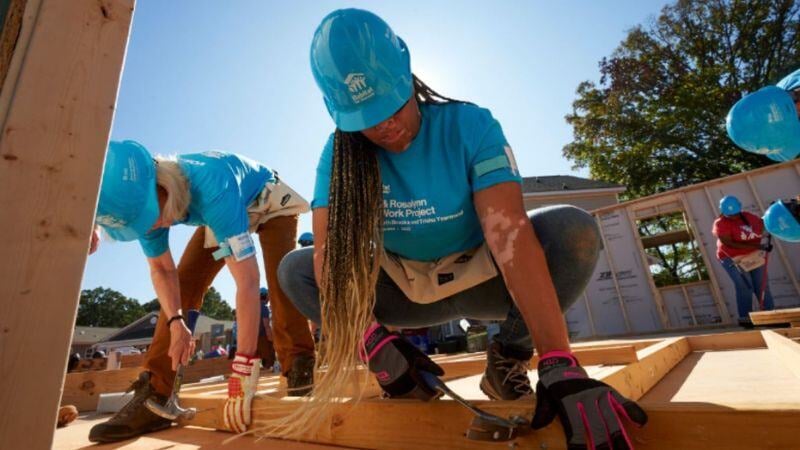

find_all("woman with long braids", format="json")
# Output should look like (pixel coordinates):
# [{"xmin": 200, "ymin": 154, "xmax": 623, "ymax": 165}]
[{"xmin": 277, "ymin": 9, "xmax": 648, "ymax": 448}]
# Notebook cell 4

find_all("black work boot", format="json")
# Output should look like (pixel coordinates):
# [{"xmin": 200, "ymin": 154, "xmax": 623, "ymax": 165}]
[
  {"xmin": 88, "ymin": 372, "xmax": 172, "ymax": 443},
  {"xmin": 480, "ymin": 342, "xmax": 534, "ymax": 400},
  {"xmin": 286, "ymin": 354, "xmax": 315, "ymax": 397}
]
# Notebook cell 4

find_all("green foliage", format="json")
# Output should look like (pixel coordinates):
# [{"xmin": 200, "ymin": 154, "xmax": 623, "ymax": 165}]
[
  {"xmin": 140, "ymin": 287, "xmax": 234, "ymax": 320},
  {"xmin": 200, "ymin": 287, "xmax": 235, "ymax": 321},
  {"xmin": 564, "ymin": 0, "xmax": 800, "ymax": 199},
  {"xmin": 76, "ymin": 287, "xmax": 145, "ymax": 327},
  {"xmin": 638, "ymin": 213, "xmax": 709, "ymax": 287}
]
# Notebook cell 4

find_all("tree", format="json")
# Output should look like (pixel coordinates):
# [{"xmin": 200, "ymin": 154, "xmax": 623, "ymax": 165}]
[
  {"xmin": 564, "ymin": 0, "xmax": 800, "ymax": 199},
  {"xmin": 76, "ymin": 287, "xmax": 145, "ymax": 327},
  {"xmin": 200, "ymin": 287, "xmax": 235, "ymax": 321},
  {"xmin": 139, "ymin": 287, "xmax": 235, "ymax": 320}
]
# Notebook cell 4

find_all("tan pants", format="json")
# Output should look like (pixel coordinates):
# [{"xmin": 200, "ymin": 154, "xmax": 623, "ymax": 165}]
[{"xmin": 144, "ymin": 215, "xmax": 315, "ymax": 396}]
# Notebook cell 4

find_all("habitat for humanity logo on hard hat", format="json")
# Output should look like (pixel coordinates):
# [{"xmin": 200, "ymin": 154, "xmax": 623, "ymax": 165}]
[{"xmin": 344, "ymin": 72, "xmax": 374, "ymax": 104}]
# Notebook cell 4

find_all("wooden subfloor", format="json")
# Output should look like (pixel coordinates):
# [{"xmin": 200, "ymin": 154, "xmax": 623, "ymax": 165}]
[{"xmin": 53, "ymin": 413, "xmax": 351, "ymax": 449}]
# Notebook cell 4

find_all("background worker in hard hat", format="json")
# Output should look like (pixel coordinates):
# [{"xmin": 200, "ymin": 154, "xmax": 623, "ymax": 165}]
[
  {"xmin": 87, "ymin": 141, "xmax": 315, "ymax": 442},
  {"xmin": 713, "ymin": 195, "xmax": 774, "ymax": 327},
  {"xmin": 257, "ymin": 287, "xmax": 277, "ymax": 371},
  {"xmin": 298, "ymin": 231, "xmax": 314, "ymax": 247},
  {"xmin": 275, "ymin": 9, "xmax": 647, "ymax": 448},
  {"xmin": 727, "ymin": 68, "xmax": 800, "ymax": 243}
]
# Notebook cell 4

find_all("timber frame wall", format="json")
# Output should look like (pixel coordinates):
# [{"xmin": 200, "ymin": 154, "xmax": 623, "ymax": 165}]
[
  {"xmin": 567, "ymin": 159, "xmax": 800, "ymax": 339},
  {"xmin": 0, "ymin": 1, "xmax": 133, "ymax": 448}
]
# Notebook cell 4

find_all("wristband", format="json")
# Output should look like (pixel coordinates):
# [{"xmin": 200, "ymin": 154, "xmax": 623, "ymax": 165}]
[{"xmin": 167, "ymin": 314, "xmax": 184, "ymax": 327}]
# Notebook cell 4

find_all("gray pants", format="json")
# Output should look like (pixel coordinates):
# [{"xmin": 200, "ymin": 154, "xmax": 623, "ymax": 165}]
[{"xmin": 277, "ymin": 205, "xmax": 601, "ymax": 352}]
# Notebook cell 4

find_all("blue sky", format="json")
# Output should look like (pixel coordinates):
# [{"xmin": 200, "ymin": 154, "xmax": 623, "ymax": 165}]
[{"xmin": 82, "ymin": 0, "xmax": 671, "ymax": 306}]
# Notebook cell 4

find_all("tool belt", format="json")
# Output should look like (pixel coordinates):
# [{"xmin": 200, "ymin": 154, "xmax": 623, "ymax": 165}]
[
  {"xmin": 204, "ymin": 175, "xmax": 310, "ymax": 249},
  {"xmin": 732, "ymin": 250, "xmax": 766, "ymax": 272},
  {"xmin": 380, "ymin": 242, "xmax": 499, "ymax": 304}
]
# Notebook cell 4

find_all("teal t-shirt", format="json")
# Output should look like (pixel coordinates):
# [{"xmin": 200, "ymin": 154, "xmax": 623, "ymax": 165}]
[
  {"xmin": 140, "ymin": 151, "xmax": 273, "ymax": 258},
  {"xmin": 312, "ymin": 102, "xmax": 521, "ymax": 261}
]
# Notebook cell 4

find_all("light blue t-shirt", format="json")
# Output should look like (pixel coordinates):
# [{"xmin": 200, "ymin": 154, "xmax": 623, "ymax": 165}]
[
  {"xmin": 140, "ymin": 151, "xmax": 273, "ymax": 258},
  {"xmin": 312, "ymin": 102, "xmax": 521, "ymax": 261}
]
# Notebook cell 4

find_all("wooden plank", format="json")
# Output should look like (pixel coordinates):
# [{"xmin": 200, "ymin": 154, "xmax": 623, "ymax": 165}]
[
  {"xmin": 598, "ymin": 337, "xmax": 690, "ymax": 400},
  {"xmin": 119, "ymin": 352, "xmax": 146, "ymax": 368},
  {"xmin": 595, "ymin": 214, "xmax": 632, "ymax": 332},
  {"xmin": 639, "ymin": 229, "xmax": 691, "ymax": 249},
  {"xmin": 61, "ymin": 367, "xmax": 140, "ymax": 412},
  {"xmin": 762, "ymin": 330, "xmax": 800, "ymax": 379},
  {"xmin": 182, "ymin": 394, "xmax": 800, "ymax": 449},
  {"xmin": 679, "ymin": 192, "xmax": 732, "ymax": 323},
  {"xmin": 62, "ymin": 357, "xmax": 230, "ymax": 411},
  {"xmin": 686, "ymin": 329, "xmax": 765, "ymax": 351},
  {"xmin": 0, "ymin": 0, "xmax": 133, "ymax": 448},
  {"xmin": 625, "ymin": 209, "xmax": 671, "ymax": 330},
  {"xmin": 750, "ymin": 307, "xmax": 800, "ymax": 326}
]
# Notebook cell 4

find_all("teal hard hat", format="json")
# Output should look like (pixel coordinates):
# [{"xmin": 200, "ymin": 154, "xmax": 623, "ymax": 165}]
[
  {"xmin": 719, "ymin": 195, "xmax": 741, "ymax": 216},
  {"xmin": 764, "ymin": 199, "xmax": 800, "ymax": 242},
  {"xmin": 310, "ymin": 9, "xmax": 413, "ymax": 132},
  {"xmin": 260, "ymin": 287, "xmax": 268, "ymax": 297},
  {"xmin": 726, "ymin": 85, "xmax": 800, "ymax": 162},
  {"xmin": 95, "ymin": 140, "xmax": 160, "ymax": 241},
  {"xmin": 777, "ymin": 68, "xmax": 800, "ymax": 91},
  {"xmin": 298, "ymin": 232, "xmax": 314, "ymax": 243}
]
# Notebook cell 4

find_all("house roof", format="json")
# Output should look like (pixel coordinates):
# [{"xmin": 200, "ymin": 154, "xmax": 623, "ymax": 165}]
[
  {"xmin": 96, "ymin": 311, "xmax": 235, "ymax": 346},
  {"xmin": 72, "ymin": 326, "xmax": 121, "ymax": 345},
  {"xmin": 522, "ymin": 175, "xmax": 625, "ymax": 194}
]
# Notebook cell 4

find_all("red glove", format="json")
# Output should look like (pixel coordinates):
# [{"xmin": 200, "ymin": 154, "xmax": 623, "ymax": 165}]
[{"xmin": 223, "ymin": 353, "xmax": 261, "ymax": 433}]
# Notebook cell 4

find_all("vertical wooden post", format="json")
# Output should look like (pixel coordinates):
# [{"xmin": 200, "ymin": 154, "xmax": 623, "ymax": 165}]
[
  {"xmin": 679, "ymin": 285, "xmax": 698, "ymax": 326},
  {"xmin": 0, "ymin": 1, "xmax": 133, "ymax": 448},
  {"xmin": 594, "ymin": 214, "xmax": 632, "ymax": 333},
  {"xmin": 624, "ymin": 209, "xmax": 671, "ymax": 329},
  {"xmin": 680, "ymin": 192, "xmax": 732, "ymax": 324},
  {"xmin": 582, "ymin": 292, "xmax": 597, "ymax": 337}
]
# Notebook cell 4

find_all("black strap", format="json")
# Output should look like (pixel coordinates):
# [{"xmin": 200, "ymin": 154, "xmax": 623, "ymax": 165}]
[{"xmin": 167, "ymin": 314, "xmax": 184, "ymax": 326}]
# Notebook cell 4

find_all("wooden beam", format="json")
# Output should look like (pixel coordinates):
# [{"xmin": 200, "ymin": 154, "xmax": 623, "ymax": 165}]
[
  {"xmin": 598, "ymin": 337, "xmax": 690, "ymax": 401},
  {"xmin": 62, "ymin": 357, "xmax": 230, "ymax": 411},
  {"xmin": 0, "ymin": 0, "xmax": 132, "ymax": 448},
  {"xmin": 762, "ymin": 330, "xmax": 800, "ymax": 379},
  {"xmin": 594, "ymin": 214, "xmax": 632, "ymax": 332},
  {"xmin": 686, "ymin": 330, "xmax": 765, "ymax": 351},
  {"xmin": 639, "ymin": 229, "xmax": 691, "ymax": 249},
  {"xmin": 181, "ymin": 394, "xmax": 800, "ymax": 449},
  {"xmin": 750, "ymin": 307, "xmax": 800, "ymax": 326},
  {"xmin": 626, "ymin": 209, "xmax": 673, "ymax": 330},
  {"xmin": 679, "ymin": 192, "xmax": 732, "ymax": 323}
]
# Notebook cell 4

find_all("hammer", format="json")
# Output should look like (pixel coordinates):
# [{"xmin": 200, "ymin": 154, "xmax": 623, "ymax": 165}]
[
  {"xmin": 145, "ymin": 309, "xmax": 200, "ymax": 421},
  {"xmin": 421, "ymin": 371, "xmax": 528, "ymax": 442}
]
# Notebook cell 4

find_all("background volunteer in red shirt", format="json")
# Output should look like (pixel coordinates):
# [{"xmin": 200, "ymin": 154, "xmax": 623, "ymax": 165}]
[{"xmin": 712, "ymin": 195, "xmax": 774, "ymax": 325}]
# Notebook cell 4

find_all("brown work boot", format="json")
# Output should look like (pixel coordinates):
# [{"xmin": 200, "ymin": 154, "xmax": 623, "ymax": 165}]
[
  {"xmin": 88, "ymin": 372, "xmax": 171, "ymax": 443},
  {"xmin": 286, "ymin": 354, "xmax": 315, "ymax": 397},
  {"xmin": 480, "ymin": 342, "xmax": 534, "ymax": 400}
]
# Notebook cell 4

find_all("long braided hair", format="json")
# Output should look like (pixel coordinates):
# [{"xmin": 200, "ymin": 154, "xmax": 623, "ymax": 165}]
[{"xmin": 255, "ymin": 76, "xmax": 462, "ymax": 439}]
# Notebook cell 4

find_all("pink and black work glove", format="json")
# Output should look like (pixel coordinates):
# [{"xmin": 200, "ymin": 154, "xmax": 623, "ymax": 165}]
[
  {"xmin": 363, "ymin": 322, "xmax": 444, "ymax": 400},
  {"xmin": 531, "ymin": 351, "xmax": 647, "ymax": 450},
  {"xmin": 223, "ymin": 353, "xmax": 261, "ymax": 433}
]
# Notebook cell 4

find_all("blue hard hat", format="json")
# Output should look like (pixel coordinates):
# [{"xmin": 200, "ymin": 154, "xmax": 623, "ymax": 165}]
[
  {"xmin": 719, "ymin": 196, "xmax": 742, "ymax": 216},
  {"xmin": 764, "ymin": 200, "xmax": 800, "ymax": 242},
  {"xmin": 260, "ymin": 287, "xmax": 268, "ymax": 297},
  {"xmin": 726, "ymin": 85, "xmax": 800, "ymax": 162},
  {"xmin": 777, "ymin": 68, "xmax": 800, "ymax": 91},
  {"xmin": 310, "ymin": 9, "xmax": 413, "ymax": 132},
  {"xmin": 298, "ymin": 232, "xmax": 314, "ymax": 243},
  {"xmin": 95, "ymin": 140, "xmax": 160, "ymax": 241}
]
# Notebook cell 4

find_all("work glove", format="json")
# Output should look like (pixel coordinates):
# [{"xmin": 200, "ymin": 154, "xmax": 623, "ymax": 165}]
[
  {"xmin": 362, "ymin": 322, "xmax": 444, "ymax": 400},
  {"xmin": 531, "ymin": 350, "xmax": 647, "ymax": 449},
  {"xmin": 223, "ymin": 353, "xmax": 261, "ymax": 433}
]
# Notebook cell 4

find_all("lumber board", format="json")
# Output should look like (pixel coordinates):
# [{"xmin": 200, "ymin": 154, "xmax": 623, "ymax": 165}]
[
  {"xmin": 0, "ymin": 0, "xmax": 133, "ymax": 448},
  {"xmin": 762, "ymin": 330, "xmax": 800, "ymax": 379},
  {"xmin": 62, "ymin": 357, "xmax": 231, "ymax": 411},
  {"xmin": 181, "ymin": 395, "xmax": 800, "ymax": 449},
  {"xmin": 686, "ymin": 329, "xmax": 765, "ymax": 351},
  {"xmin": 598, "ymin": 337, "xmax": 691, "ymax": 400},
  {"xmin": 750, "ymin": 307, "xmax": 800, "ymax": 326}
]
